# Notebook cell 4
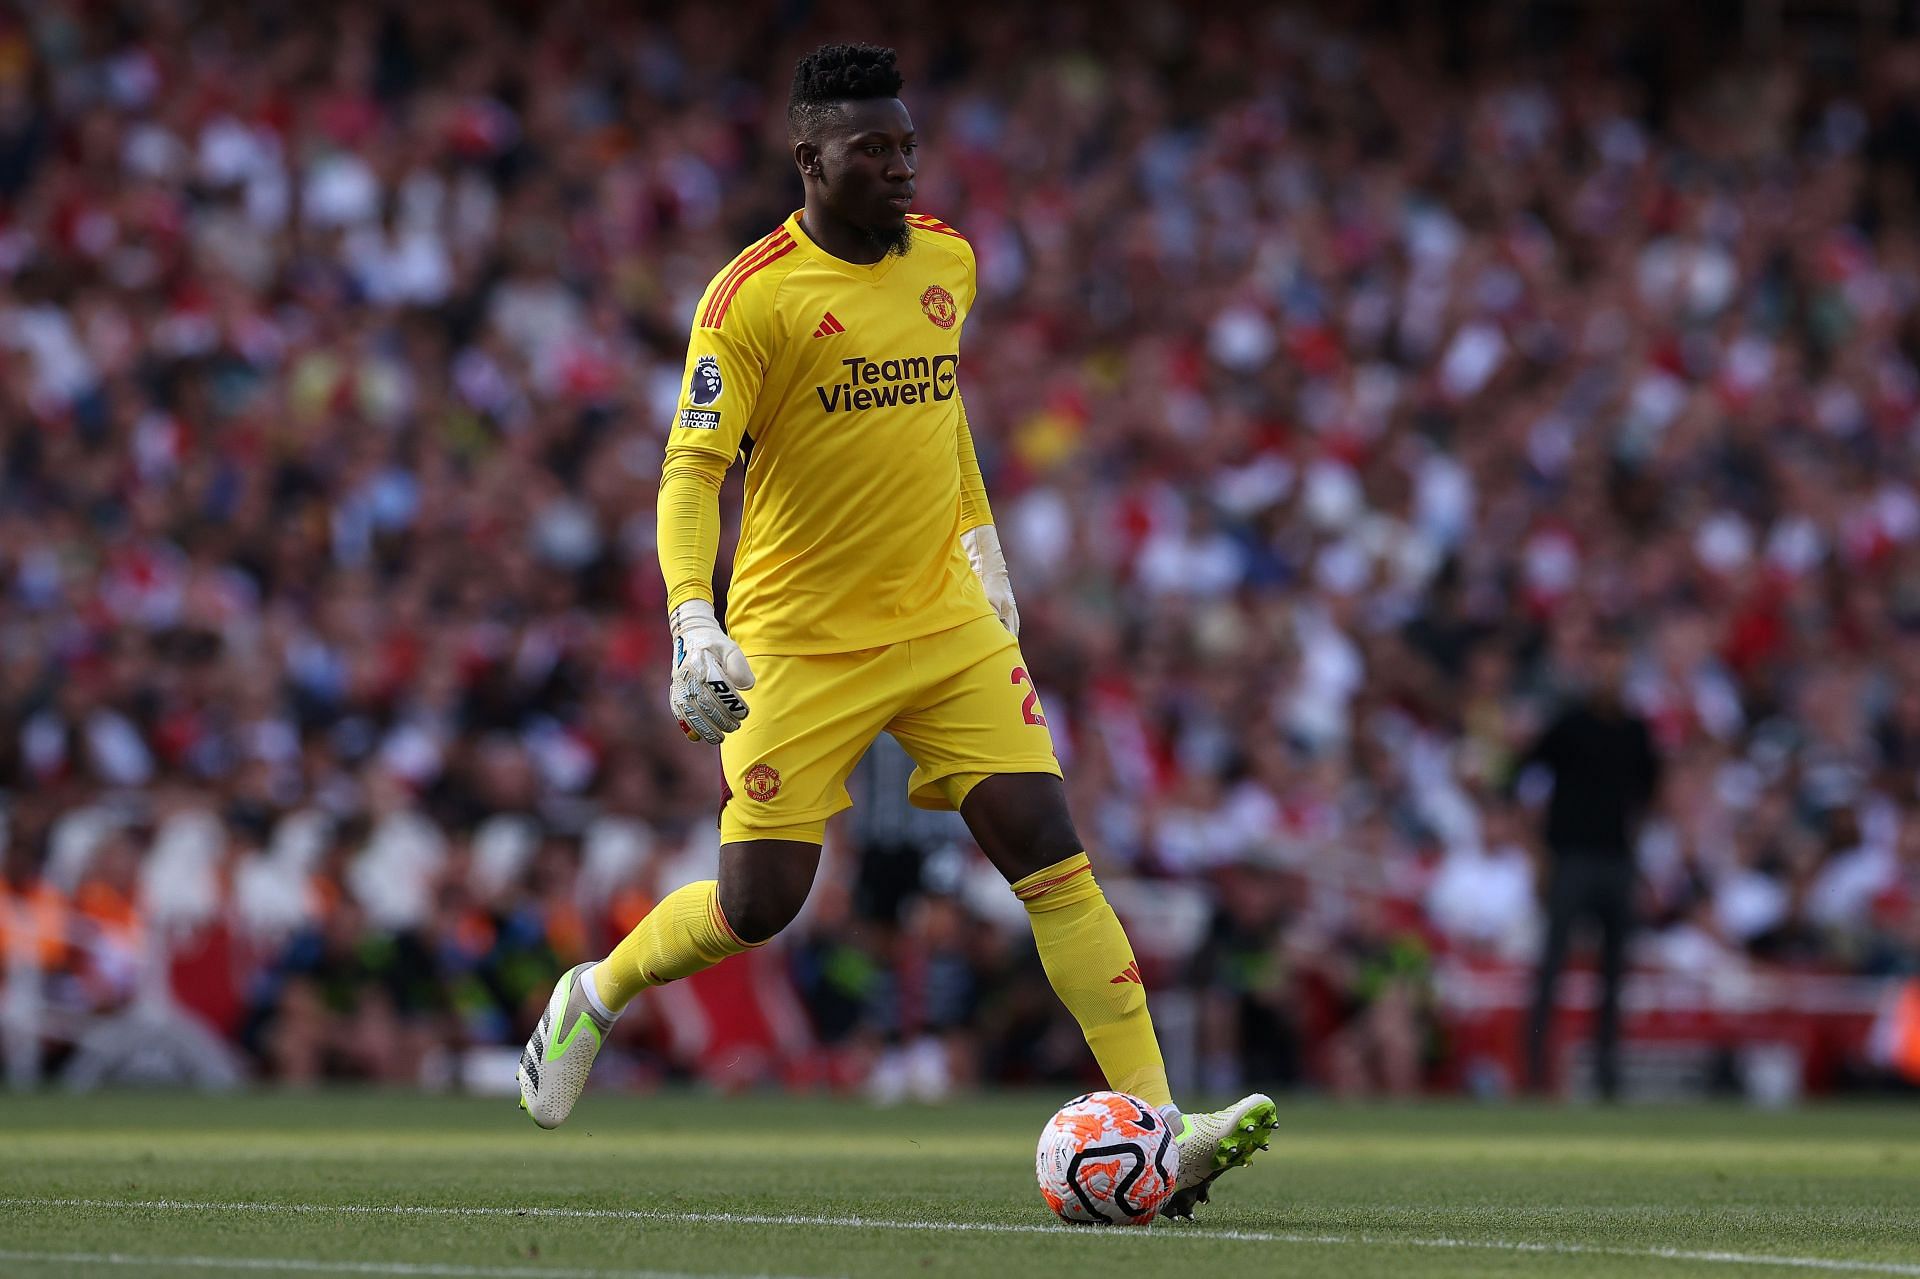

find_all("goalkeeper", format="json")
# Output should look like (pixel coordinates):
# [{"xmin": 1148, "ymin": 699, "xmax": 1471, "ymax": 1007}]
[{"xmin": 517, "ymin": 42, "xmax": 1274, "ymax": 1219}]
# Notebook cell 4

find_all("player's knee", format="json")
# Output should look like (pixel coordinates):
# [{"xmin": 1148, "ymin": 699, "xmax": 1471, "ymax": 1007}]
[
  {"xmin": 717, "ymin": 874, "xmax": 809, "ymax": 944},
  {"xmin": 1011, "ymin": 786, "xmax": 1083, "ymax": 870},
  {"xmin": 995, "ymin": 811, "xmax": 1084, "ymax": 883},
  {"xmin": 1025, "ymin": 811, "xmax": 1083, "ymax": 870},
  {"xmin": 963, "ymin": 774, "xmax": 1085, "ymax": 881},
  {"xmin": 721, "ymin": 883, "xmax": 806, "ymax": 941}
]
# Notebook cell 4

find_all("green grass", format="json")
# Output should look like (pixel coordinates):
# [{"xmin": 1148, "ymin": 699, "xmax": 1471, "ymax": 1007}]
[{"xmin": 1, "ymin": 1093, "xmax": 1918, "ymax": 1277}]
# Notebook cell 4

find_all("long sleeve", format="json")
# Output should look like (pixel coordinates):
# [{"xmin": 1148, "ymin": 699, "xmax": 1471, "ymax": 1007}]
[
  {"xmin": 659, "ymin": 249, "xmax": 770, "ymax": 615},
  {"xmin": 955, "ymin": 395, "xmax": 993, "ymax": 534},
  {"xmin": 658, "ymin": 446, "xmax": 730, "ymax": 612}
]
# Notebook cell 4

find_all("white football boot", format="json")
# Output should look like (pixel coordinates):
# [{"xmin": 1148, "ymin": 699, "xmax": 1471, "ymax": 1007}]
[
  {"xmin": 517, "ymin": 962, "xmax": 615, "ymax": 1129},
  {"xmin": 1158, "ymin": 1092, "xmax": 1279, "ymax": 1220}
]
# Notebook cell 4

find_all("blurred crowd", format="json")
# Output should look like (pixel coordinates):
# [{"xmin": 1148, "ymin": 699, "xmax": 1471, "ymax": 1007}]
[{"xmin": 5, "ymin": 0, "xmax": 1920, "ymax": 1095}]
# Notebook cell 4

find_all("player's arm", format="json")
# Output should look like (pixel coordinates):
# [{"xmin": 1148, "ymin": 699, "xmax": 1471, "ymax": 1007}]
[
  {"xmin": 945, "ymin": 235, "xmax": 1018, "ymax": 636},
  {"xmin": 659, "ymin": 452, "xmax": 727, "ymax": 614},
  {"xmin": 955, "ymin": 395, "xmax": 1019, "ymax": 637},
  {"xmin": 659, "ymin": 300, "xmax": 769, "ymax": 745}
]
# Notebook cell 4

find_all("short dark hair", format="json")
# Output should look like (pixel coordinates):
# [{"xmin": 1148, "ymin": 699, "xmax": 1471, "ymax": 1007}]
[{"xmin": 789, "ymin": 43, "xmax": 903, "ymax": 141}]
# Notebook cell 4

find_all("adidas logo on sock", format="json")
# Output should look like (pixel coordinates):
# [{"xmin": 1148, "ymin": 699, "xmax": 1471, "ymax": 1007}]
[
  {"xmin": 1110, "ymin": 961, "xmax": 1143, "ymax": 985},
  {"xmin": 812, "ymin": 312, "xmax": 845, "ymax": 338}
]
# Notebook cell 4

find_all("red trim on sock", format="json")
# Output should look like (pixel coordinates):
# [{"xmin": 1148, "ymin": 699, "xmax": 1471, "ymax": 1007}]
[
  {"xmin": 1014, "ymin": 861, "xmax": 1091, "ymax": 901},
  {"xmin": 709, "ymin": 892, "xmax": 748, "ymax": 948}
]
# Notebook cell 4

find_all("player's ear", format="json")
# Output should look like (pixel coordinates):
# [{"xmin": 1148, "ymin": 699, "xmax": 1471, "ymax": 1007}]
[{"xmin": 794, "ymin": 139, "xmax": 821, "ymax": 180}]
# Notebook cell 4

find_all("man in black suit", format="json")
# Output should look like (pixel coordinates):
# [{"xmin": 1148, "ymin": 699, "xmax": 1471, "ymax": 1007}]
[{"xmin": 1520, "ymin": 629, "xmax": 1661, "ymax": 1100}]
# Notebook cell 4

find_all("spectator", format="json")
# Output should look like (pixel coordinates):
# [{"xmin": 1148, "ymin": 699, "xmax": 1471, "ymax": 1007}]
[
  {"xmin": 1519, "ymin": 629, "xmax": 1662, "ymax": 1100},
  {"xmin": 1192, "ymin": 862, "xmax": 1299, "ymax": 1095}
]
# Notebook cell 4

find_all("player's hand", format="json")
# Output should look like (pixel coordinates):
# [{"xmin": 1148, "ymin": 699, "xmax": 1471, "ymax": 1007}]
[
  {"xmin": 963, "ymin": 524, "xmax": 1020, "ymax": 637},
  {"xmin": 668, "ymin": 600, "xmax": 756, "ymax": 745}
]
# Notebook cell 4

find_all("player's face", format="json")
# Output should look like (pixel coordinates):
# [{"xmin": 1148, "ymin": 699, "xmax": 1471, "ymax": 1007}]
[{"xmin": 818, "ymin": 98, "xmax": 917, "ymax": 235}]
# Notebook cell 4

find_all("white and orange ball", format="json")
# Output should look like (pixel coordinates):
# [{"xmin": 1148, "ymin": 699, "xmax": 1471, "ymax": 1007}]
[{"xmin": 1035, "ymin": 1091, "xmax": 1176, "ymax": 1225}]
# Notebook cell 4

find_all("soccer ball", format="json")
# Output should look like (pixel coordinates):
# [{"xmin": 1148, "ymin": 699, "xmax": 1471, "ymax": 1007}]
[{"xmin": 1035, "ymin": 1091, "xmax": 1176, "ymax": 1225}]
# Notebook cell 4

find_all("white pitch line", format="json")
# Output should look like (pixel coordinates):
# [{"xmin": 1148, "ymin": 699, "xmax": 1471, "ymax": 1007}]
[
  {"xmin": 2, "ymin": 1197, "xmax": 1917, "ymax": 1276},
  {"xmin": 0, "ymin": 1252, "xmax": 815, "ymax": 1279}
]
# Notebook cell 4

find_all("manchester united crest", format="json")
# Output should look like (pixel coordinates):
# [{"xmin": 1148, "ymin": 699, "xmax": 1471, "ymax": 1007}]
[
  {"xmin": 920, "ymin": 284, "xmax": 957, "ymax": 330},
  {"xmin": 743, "ymin": 762, "xmax": 781, "ymax": 803}
]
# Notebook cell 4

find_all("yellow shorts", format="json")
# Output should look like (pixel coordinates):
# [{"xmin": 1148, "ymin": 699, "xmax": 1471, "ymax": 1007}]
[{"xmin": 718, "ymin": 613, "xmax": 1061, "ymax": 845}]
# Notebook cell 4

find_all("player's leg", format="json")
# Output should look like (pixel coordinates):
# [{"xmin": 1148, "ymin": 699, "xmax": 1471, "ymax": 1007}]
[
  {"xmin": 517, "ymin": 836, "xmax": 821, "ymax": 1130},
  {"xmin": 887, "ymin": 617, "xmax": 1275, "ymax": 1217},
  {"xmin": 520, "ymin": 645, "xmax": 888, "ymax": 1128},
  {"xmin": 597, "ymin": 837, "xmax": 820, "ymax": 998},
  {"xmin": 958, "ymin": 771, "xmax": 1276, "ymax": 1218},
  {"xmin": 957, "ymin": 771, "xmax": 1174, "ymax": 1108},
  {"xmin": 887, "ymin": 619, "xmax": 1175, "ymax": 1107}
]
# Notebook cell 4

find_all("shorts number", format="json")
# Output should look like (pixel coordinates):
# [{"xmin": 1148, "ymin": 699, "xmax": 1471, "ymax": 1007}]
[{"xmin": 1011, "ymin": 666, "xmax": 1047, "ymax": 727}]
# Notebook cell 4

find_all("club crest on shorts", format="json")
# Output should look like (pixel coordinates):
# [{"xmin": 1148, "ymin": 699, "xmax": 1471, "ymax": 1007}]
[
  {"xmin": 690, "ymin": 354, "xmax": 723, "ymax": 406},
  {"xmin": 920, "ymin": 284, "xmax": 956, "ymax": 330},
  {"xmin": 743, "ymin": 762, "xmax": 781, "ymax": 802}
]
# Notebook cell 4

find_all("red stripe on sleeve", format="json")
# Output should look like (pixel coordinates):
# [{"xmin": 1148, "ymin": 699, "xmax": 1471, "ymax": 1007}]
[
  {"xmin": 705, "ymin": 237, "xmax": 797, "ymax": 329},
  {"xmin": 699, "ymin": 229, "xmax": 792, "ymax": 328},
  {"xmin": 702, "ymin": 230, "xmax": 784, "ymax": 322}
]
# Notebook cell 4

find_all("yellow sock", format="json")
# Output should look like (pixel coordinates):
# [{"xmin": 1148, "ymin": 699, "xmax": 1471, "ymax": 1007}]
[
  {"xmin": 592, "ymin": 880, "xmax": 758, "ymax": 1013},
  {"xmin": 1014, "ymin": 853, "xmax": 1172, "ymax": 1109}
]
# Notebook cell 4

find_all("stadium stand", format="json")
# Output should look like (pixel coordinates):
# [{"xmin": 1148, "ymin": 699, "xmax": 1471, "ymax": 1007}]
[{"xmin": 2, "ymin": 0, "xmax": 1920, "ymax": 1099}]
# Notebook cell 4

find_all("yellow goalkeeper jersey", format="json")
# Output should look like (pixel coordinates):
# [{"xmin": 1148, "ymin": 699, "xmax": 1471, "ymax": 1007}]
[{"xmin": 659, "ymin": 210, "xmax": 996, "ymax": 655}]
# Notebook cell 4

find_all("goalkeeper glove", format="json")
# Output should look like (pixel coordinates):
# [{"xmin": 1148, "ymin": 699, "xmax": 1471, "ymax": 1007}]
[
  {"xmin": 963, "ymin": 524, "xmax": 1019, "ymax": 637},
  {"xmin": 668, "ymin": 600, "xmax": 756, "ymax": 745}
]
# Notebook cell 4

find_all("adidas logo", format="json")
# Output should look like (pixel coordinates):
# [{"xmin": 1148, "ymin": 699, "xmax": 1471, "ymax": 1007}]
[
  {"xmin": 811, "ymin": 312, "xmax": 845, "ymax": 338},
  {"xmin": 1109, "ymin": 961, "xmax": 1143, "ymax": 985}
]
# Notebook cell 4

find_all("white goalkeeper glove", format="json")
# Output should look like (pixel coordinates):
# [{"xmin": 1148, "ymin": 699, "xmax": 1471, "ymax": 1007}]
[
  {"xmin": 668, "ymin": 600, "xmax": 756, "ymax": 745},
  {"xmin": 963, "ymin": 524, "xmax": 1019, "ymax": 637}
]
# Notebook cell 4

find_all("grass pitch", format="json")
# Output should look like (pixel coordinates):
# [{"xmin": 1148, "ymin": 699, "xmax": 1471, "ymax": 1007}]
[{"xmin": 0, "ymin": 1093, "xmax": 1917, "ymax": 1278}]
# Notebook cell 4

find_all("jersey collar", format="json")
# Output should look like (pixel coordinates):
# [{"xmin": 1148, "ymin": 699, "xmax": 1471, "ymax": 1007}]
[{"xmin": 786, "ymin": 210, "xmax": 900, "ymax": 282}]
